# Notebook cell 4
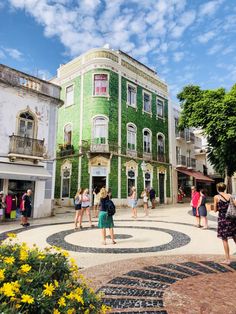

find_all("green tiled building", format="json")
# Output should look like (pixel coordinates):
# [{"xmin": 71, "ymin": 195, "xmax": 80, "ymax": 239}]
[{"xmin": 53, "ymin": 48, "xmax": 171, "ymax": 206}]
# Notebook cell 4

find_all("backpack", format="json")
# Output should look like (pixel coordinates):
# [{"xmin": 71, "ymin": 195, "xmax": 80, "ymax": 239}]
[{"xmin": 105, "ymin": 199, "xmax": 116, "ymax": 216}]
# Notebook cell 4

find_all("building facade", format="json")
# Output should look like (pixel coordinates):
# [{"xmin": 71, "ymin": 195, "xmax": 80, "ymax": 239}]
[
  {"xmin": 170, "ymin": 107, "xmax": 213, "ymax": 202},
  {"xmin": 0, "ymin": 64, "xmax": 61, "ymax": 219},
  {"xmin": 53, "ymin": 48, "xmax": 172, "ymax": 206}
]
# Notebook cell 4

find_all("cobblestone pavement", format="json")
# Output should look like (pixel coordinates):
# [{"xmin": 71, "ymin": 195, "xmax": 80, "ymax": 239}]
[{"xmin": 1, "ymin": 204, "xmax": 236, "ymax": 312}]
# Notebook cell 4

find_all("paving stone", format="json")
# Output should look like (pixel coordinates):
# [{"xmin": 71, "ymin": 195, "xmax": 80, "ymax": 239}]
[
  {"xmin": 228, "ymin": 261, "xmax": 236, "ymax": 271},
  {"xmin": 181, "ymin": 262, "xmax": 217, "ymax": 274},
  {"xmin": 158, "ymin": 263, "xmax": 199, "ymax": 276},
  {"xmin": 102, "ymin": 298, "xmax": 163, "ymax": 309},
  {"xmin": 98, "ymin": 286, "xmax": 164, "ymax": 298},
  {"xmin": 126, "ymin": 270, "xmax": 177, "ymax": 284},
  {"xmin": 144, "ymin": 266, "xmax": 189, "ymax": 279},
  {"xmin": 108, "ymin": 277, "xmax": 169, "ymax": 290},
  {"xmin": 199, "ymin": 261, "xmax": 232, "ymax": 273},
  {"xmin": 111, "ymin": 311, "xmax": 167, "ymax": 314}
]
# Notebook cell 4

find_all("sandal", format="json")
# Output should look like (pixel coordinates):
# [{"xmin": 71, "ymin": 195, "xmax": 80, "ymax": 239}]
[
  {"xmin": 112, "ymin": 240, "xmax": 116, "ymax": 244},
  {"xmin": 221, "ymin": 260, "xmax": 231, "ymax": 265}
]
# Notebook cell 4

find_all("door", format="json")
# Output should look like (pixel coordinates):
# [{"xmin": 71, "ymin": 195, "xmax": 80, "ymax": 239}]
[{"xmin": 159, "ymin": 173, "xmax": 165, "ymax": 204}]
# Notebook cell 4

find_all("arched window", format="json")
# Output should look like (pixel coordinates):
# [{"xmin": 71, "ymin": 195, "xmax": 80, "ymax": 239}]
[
  {"xmin": 93, "ymin": 116, "xmax": 108, "ymax": 144},
  {"xmin": 157, "ymin": 134, "xmax": 165, "ymax": 162},
  {"xmin": 127, "ymin": 124, "xmax": 137, "ymax": 151},
  {"xmin": 64, "ymin": 124, "xmax": 72, "ymax": 146},
  {"xmin": 143, "ymin": 129, "xmax": 151, "ymax": 153},
  {"xmin": 18, "ymin": 111, "xmax": 35, "ymax": 138}
]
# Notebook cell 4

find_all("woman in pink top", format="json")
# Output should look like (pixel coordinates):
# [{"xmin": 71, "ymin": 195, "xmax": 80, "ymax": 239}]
[{"xmin": 191, "ymin": 186, "xmax": 201, "ymax": 227}]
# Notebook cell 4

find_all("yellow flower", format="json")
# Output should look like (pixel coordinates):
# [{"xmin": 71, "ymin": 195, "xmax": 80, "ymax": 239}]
[
  {"xmin": 74, "ymin": 295, "xmax": 84, "ymax": 304},
  {"xmin": 20, "ymin": 264, "xmax": 32, "ymax": 273},
  {"xmin": 54, "ymin": 280, "xmax": 59, "ymax": 288},
  {"xmin": 4, "ymin": 256, "xmax": 15, "ymax": 265},
  {"xmin": 15, "ymin": 304, "xmax": 21, "ymax": 309},
  {"xmin": 101, "ymin": 304, "xmax": 110, "ymax": 313},
  {"xmin": 53, "ymin": 309, "xmax": 61, "ymax": 314},
  {"xmin": 7, "ymin": 233, "xmax": 17, "ymax": 238},
  {"xmin": 0, "ymin": 282, "xmax": 15, "ymax": 297},
  {"xmin": 20, "ymin": 249, "xmax": 28, "ymax": 261},
  {"xmin": 0, "ymin": 269, "xmax": 5, "ymax": 281},
  {"xmin": 43, "ymin": 283, "xmax": 55, "ymax": 296},
  {"xmin": 21, "ymin": 294, "xmax": 34, "ymax": 304},
  {"xmin": 11, "ymin": 281, "xmax": 20, "ymax": 293},
  {"xmin": 67, "ymin": 309, "xmax": 75, "ymax": 314},
  {"xmin": 75, "ymin": 287, "xmax": 83, "ymax": 296},
  {"xmin": 58, "ymin": 296, "xmax": 66, "ymax": 307},
  {"xmin": 61, "ymin": 250, "xmax": 69, "ymax": 257},
  {"xmin": 38, "ymin": 253, "xmax": 46, "ymax": 260}
]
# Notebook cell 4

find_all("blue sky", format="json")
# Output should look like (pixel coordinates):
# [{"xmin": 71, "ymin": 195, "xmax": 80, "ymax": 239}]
[{"xmin": 0, "ymin": 0, "xmax": 236, "ymax": 101}]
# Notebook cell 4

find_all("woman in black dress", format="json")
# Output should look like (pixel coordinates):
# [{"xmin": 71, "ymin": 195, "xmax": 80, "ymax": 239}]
[{"xmin": 214, "ymin": 182, "xmax": 236, "ymax": 264}]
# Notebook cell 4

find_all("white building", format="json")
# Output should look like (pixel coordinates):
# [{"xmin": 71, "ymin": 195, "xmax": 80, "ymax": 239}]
[
  {"xmin": 0, "ymin": 64, "xmax": 62, "ymax": 219},
  {"xmin": 169, "ymin": 106, "xmax": 213, "ymax": 202}
]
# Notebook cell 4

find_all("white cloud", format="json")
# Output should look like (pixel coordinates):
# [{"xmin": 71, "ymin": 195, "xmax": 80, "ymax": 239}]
[
  {"xmin": 207, "ymin": 43, "xmax": 222, "ymax": 55},
  {"xmin": 170, "ymin": 10, "xmax": 196, "ymax": 38},
  {"xmin": 4, "ymin": 48, "xmax": 23, "ymax": 60},
  {"xmin": 197, "ymin": 31, "xmax": 216, "ymax": 43},
  {"xmin": 173, "ymin": 52, "xmax": 184, "ymax": 62},
  {"xmin": 199, "ymin": 0, "xmax": 224, "ymax": 17},
  {"xmin": 0, "ymin": 50, "xmax": 6, "ymax": 59}
]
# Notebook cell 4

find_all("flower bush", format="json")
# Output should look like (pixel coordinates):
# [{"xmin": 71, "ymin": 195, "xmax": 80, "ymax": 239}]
[{"xmin": 0, "ymin": 233, "xmax": 109, "ymax": 313}]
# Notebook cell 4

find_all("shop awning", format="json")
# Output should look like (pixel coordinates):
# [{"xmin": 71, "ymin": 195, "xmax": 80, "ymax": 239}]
[
  {"xmin": 0, "ymin": 163, "xmax": 51, "ymax": 181},
  {"xmin": 177, "ymin": 168, "xmax": 214, "ymax": 183}
]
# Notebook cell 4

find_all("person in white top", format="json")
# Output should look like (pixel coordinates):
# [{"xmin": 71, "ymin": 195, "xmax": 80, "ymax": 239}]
[
  {"xmin": 79, "ymin": 188, "xmax": 94, "ymax": 228},
  {"xmin": 141, "ymin": 188, "xmax": 149, "ymax": 216}
]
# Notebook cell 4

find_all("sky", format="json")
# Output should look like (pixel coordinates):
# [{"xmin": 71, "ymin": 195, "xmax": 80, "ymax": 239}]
[{"xmin": 0, "ymin": 0, "xmax": 236, "ymax": 102}]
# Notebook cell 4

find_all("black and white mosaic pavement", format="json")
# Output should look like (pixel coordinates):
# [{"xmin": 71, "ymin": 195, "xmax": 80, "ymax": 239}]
[{"xmin": 97, "ymin": 261, "xmax": 236, "ymax": 313}]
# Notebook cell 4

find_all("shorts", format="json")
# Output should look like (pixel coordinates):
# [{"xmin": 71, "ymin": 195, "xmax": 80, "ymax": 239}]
[
  {"xmin": 192, "ymin": 207, "xmax": 199, "ymax": 217},
  {"xmin": 21, "ymin": 208, "xmax": 31, "ymax": 218},
  {"xmin": 75, "ymin": 204, "xmax": 81, "ymax": 210},
  {"xmin": 130, "ymin": 199, "xmax": 137, "ymax": 209}
]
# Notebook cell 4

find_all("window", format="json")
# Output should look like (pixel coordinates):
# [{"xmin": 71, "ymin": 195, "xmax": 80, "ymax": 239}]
[
  {"xmin": 127, "ymin": 170, "xmax": 135, "ymax": 196},
  {"xmin": 144, "ymin": 172, "xmax": 151, "ymax": 189},
  {"xmin": 143, "ymin": 129, "xmax": 151, "ymax": 153},
  {"xmin": 18, "ymin": 112, "xmax": 35, "ymax": 138},
  {"xmin": 157, "ymin": 98, "xmax": 164, "ymax": 118},
  {"xmin": 64, "ymin": 124, "xmax": 72, "ymax": 145},
  {"xmin": 61, "ymin": 168, "xmax": 70, "ymax": 198},
  {"xmin": 157, "ymin": 134, "xmax": 165, "ymax": 162},
  {"xmin": 93, "ymin": 116, "xmax": 108, "ymax": 144},
  {"xmin": 127, "ymin": 84, "xmax": 137, "ymax": 107},
  {"xmin": 143, "ymin": 92, "xmax": 151, "ymax": 113},
  {"xmin": 94, "ymin": 74, "xmax": 108, "ymax": 96},
  {"xmin": 127, "ymin": 124, "xmax": 136, "ymax": 151},
  {"xmin": 65, "ymin": 85, "xmax": 74, "ymax": 106}
]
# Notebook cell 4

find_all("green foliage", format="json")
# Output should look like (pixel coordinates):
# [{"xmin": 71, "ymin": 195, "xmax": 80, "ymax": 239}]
[
  {"xmin": 177, "ymin": 84, "xmax": 236, "ymax": 177},
  {"xmin": 0, "ymin": 234, "xmax": 109, "ymax": 314}
]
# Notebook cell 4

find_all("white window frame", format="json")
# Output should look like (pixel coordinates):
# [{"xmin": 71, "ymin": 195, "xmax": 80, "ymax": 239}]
[
  {"xmin": 65, "ymin": 84, "xmax": 74, "ymax": 107},
  {"xmin": 64, "ymin": 123, "xmax": 72, "ymax": 146},
  {"xmin": 156, "ymin": 97, "xmax": 164, "ymax": 119},
  {"xmin": 157, "ymin": 133, "xmax": 165, "ymax": 161},
  {"xmin": 60, "ymin": 167, "xmax": 71, "ymax": 198},
  {"xmin": 127, "ymin": 123, "xmax": 137, "ymax": 151},
  {"xmin": 93, "ymin": 73, "xmax": 109, "ymax": 97},
  {"xmin": 142, "ymin": 90, "xmax": 152, "ymax": 115},
  {"xmin": 92, "ymin": 115, "xmax": 108, "ymax": 144},
  {"xmin": 143, "ymin": 128, "xmax": 152, "ymax": 153},
  {"xmin": 127, "ymin": 82, "xmax": 137, "ymax": 108}
]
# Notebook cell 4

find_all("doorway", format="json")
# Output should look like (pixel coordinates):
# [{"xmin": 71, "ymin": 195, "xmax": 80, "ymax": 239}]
[
  {"xmin": 159, "ymin": 173, "xmax": 165, "ymax": 204},
  {"xmin": 92, "ymin": 176, "xmax": 106, "ymax": 191}
]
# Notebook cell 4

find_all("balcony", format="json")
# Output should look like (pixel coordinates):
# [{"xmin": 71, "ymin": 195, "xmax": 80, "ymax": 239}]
[
  {"xmin": 176, "ymin": 155, "xmax": 186, "ymax": 167},
  {"xmin": 157, "ymin": 153, "xmax": 168, "ymax": 163},
  {"xmin": 80, "ymin": 139, "xmax": 119, "ymax": 154},
  {"xmin": 187, "ymin": 157, "xmax": 196, "ymax": 169},
  {"xmin": 58, "ymin": 144, "xmax": 75, "ymax": 157},
  {"xmin": 8, "ymin": 134, "xmax": 45, "ymax": 159},
  {"xmin": 185, "ymin": 131, "xmax": 195, "ymax": 144},
  {"xmin": 143, "ymin": 151, "xmax": 152, "ymax": 161},
  {"xmin": 175, "ymin": 130, "xmax": 185, "ymax": 140}
]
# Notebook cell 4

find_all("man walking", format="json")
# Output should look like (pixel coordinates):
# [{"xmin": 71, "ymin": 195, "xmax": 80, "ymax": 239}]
[
  {"xmin": 149, "ymin": 187, "xmax": 156, "ymax": 209},
  {"xmin": 21, "ymin": 189, "xmax": 32, "ymax": 227}
]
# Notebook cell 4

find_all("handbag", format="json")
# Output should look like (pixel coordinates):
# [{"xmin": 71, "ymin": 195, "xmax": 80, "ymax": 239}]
[{"xmin": 226, "ymin": 197, "xmax": 236, "ymax": 220}]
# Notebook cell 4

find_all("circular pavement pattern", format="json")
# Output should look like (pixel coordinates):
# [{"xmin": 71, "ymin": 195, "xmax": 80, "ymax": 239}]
[{"xmin": 46, "ymin": 225, "xmax": 191, "ymax": 254}]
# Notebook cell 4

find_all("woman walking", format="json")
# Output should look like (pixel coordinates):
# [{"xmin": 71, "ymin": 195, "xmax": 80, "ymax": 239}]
[
  {"xmin": 129, "ymin": 186, "xmax": 138, "ymax": 218},
  {"xmin": 79, "ymin": 188, "xmax": 94, "ymax": 228},
  {"xmin": 191, "ymin": 186, "xmax": 201, "ymax": 227},
  {"xmin": 214, "ymin": 182, "xmax": 236, "ymax": 265},
  {"xmin": 98, "ymin": 187, "xmax": 116, "ymax": 245},
  {"xmin": 197, "ymin": 189, "xmax": 208, "ymax": 229},
  {"xmin": 74, "ymin": 188, "xmax": 83, "ymax": 230},
  {"xmin": 93, "ymin": 187, "xmax": 100, "ymax": 218},
  {"xmin": 141, "ymin": 188, "xmax": 149, "ymax": 216}
]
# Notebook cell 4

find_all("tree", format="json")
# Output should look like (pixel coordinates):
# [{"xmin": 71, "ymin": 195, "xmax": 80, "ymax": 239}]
[{"xmin": 177, "ymin": 84, "xmax": 236, "ymax": 193}]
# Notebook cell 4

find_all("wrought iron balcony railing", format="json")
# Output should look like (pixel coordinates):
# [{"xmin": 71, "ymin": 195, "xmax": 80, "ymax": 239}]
[
  {"xmin": 185, "ymin": 131, "xmax": 195, "ymax": 143},
  {"xmin": 58, "ymin": 144, "xmax": 75, "ymax": 157},
  {"xmin": 176, "ymin": 155, "xmax": 186, "ymax": 167},
  {"xmin": 80, "ymin": 139, "xmax": 119, "ymax": 154},
  {"xmin": 9, "ymin": 134, "xmax": 45, "ymax": 158},
  {"xmin": 187, "ymin": 157, "xmax": 196, "ymax": 168}
]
